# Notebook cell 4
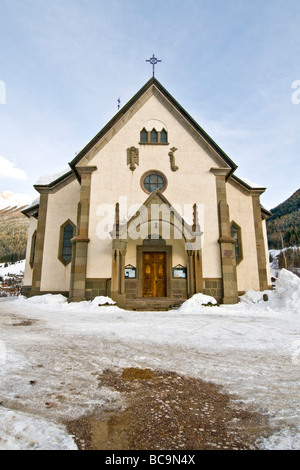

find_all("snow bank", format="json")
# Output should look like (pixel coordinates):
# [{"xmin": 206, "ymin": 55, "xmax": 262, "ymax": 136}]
[
  {"xmin": 0, "ymin": 409, "xmax": 77, "ymax": 450},
  {"xmin": 239, "ymin": 289, "xmax": 271, "ymax": 305},
  {"xmin": 178, "ymin": 293, "xmax": 218, "ymax": 314},
  {"xmin": 21, "ymin": 294, "xmax": 68, "ymax": 305},
  {"xmin": 274, "ymin": 268, "xmax": 300, "ymax": 309},
  {"xmin": 18, "ymin": 294, "xmax": 117, "ymax": 310},
  {"xmin": 240, "ymin": 269, "xmax": 300, "ymax": 311}
]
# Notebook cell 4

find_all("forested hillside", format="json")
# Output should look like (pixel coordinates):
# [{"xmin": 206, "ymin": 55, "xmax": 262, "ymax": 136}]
[
  {"xmin": 0, "ymin": 207, "xmax": 29, "ymax": 263},
  {"xmin": 267, "ymin": 188, "xmax": 300, "ymax": 249}
]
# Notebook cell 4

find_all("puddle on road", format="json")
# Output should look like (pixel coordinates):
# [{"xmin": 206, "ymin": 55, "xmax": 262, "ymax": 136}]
[{"xmin": 67, "ymin": 367, "xmax": 272, "ymax": 450}]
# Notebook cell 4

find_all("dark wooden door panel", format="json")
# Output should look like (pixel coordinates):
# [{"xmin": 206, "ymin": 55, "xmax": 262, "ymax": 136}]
[
  {"xmin": 155, "ymin": 253, "xmax": 166, "ymax": 297},
  {"xmin": 142, "ymin": 252, "xmax": 166, "ymax": 297},
  {"xmin": 142, "ymin": 253, "xmax": 153, "ymax": 297}
]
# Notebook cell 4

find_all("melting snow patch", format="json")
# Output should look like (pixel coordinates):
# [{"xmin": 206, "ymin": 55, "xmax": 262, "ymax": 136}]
[
  {"xmin": 257, "ymin": 429, "xmax": 300, "ymax": 450},
  {"xmin": 0, "ymin": 408, "xmax": 77, "ymax": 450}
]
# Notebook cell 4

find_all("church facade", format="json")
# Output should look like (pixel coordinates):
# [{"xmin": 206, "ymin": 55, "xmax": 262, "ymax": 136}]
[{"xmin": 22, "ymin": 77, "xmax": 271, "ymax": 308}]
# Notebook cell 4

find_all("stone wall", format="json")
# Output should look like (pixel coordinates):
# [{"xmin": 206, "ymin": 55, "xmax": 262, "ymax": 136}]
[{"xmin": 85, "ymin": 278, "xmax": 110, "ymax": 300}]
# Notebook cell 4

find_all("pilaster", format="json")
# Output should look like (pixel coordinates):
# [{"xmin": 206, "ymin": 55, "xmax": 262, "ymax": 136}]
[
  {"xmin": 31, "ymin": 192, "xmax": 48, "ymax": 296},
  {"xmin": 69, "ymin": 166, "xmax": 97, "ymax": 301},
  {"xmin": 211, "ymin": 168, "xmax": 238, "ymax": 304},
  {"xmin": 186, "ymin": 249, "xmax": 203, "ymax": 297},
  {"xmin": 110, "ymin": 202, "xmax": 128, "ymax": 305},
  {"xmin": 111, "ymin": 240, "xmax": 127, "ymax": 305},
  {"xmin": 252, "ymin": 191, "xmax": 269, "ymax": 291}
]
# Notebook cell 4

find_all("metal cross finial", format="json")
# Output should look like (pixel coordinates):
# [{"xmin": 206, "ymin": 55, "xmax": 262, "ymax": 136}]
[{"xmin": 146, "ymin": 54, "xmax": 161, "ymax": 77}]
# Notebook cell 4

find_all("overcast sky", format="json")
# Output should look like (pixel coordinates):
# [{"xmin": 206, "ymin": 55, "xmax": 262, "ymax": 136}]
[{"xmin": 0, "ymin": 0, "xmax": 300, "ymax": 210}]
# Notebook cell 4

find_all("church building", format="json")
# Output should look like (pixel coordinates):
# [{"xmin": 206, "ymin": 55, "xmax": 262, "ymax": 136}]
[{"xmin": 22, "ymin": 76, "xmax": 271, "ymax": 309}]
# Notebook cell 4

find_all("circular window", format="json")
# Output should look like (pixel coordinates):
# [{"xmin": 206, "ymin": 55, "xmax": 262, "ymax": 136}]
[{"xmin": 141, "ymin": 170, "xmax": 167, "ymax": 194}]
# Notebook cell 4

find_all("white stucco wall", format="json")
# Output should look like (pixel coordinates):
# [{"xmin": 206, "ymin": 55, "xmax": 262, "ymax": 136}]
[
  {"xmin": 226, "ymin": 180, "xmax": 260, "ymax": 292},
  {"xmin": 40, "ymin": 178, "xmax": 80, "ymax": 292}
]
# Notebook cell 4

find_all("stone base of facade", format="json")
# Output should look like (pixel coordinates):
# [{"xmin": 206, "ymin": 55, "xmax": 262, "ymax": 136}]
[
  {"xmin": 222, "ymin": 296, "xmax": 239, "ymax": 304},
  {"xmin": 21, "ymin": 276, "xmax": 240, "ymax": 306},
  {"xmin": 21, "ymin": 286, "xmax": 69, "ymax": 299},
  {"xmin": 20, "ymin": 285, "xmax": 32, "ymax": 297},
  {"xmin": 203, "ymin": 278, "xmax": 223, "ymax": 304},
  {"xmin": 85, "ymin": 278, "xmax": 111, "ymax": 300}
]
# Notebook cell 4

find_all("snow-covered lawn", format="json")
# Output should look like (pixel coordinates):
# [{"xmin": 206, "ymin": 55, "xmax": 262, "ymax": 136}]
[{"xmin": 0, "ymin": 269, "xmax": 299, "ymax": 450}]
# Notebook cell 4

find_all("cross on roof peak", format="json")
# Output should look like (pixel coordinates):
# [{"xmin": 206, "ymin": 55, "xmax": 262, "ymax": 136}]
[{"xmin": 146, "ymin": 54, "xmax": 162, "ymax": 77}]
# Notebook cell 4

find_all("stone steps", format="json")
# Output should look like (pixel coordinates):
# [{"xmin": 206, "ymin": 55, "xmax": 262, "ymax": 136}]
[{"xmin": 124, "ymin": 297, "xmax": 185, "ymax": 311}]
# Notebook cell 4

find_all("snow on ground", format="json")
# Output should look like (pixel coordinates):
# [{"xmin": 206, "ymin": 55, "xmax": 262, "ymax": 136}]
[
  {"xmin": 0, "ymin": 269, "xmax": 299, "ymax": 450},
  {"xmin": 0, "ymin": 260, "xmax": 25, "ymax": 280}
]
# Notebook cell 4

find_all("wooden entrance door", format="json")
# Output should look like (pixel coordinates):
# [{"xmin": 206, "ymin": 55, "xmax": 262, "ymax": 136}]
[{"xmin": 143, "ymin": 252, "xmax": 167, "ymax": 297}]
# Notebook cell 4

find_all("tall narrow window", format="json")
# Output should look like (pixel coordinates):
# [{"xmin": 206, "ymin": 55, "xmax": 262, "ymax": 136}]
[
  {"xmin": 140, "ymin": 128, "xmax": 148, "ymax": 143},
  {"xmin": 29, "ymin": 230, "xmax": 37, "ymax": 268},
  {"xmin": 62, "ymin": 224, "xmax": 74, "ymax": 261},
  {"xmin": 230, "ymin": 222, "xmax": 243, "ymax": 263},
  {"xmin": 59, "ymin": 220, "xmax": 76, "ymax": 265},
  {"xmin": 160, "ymin": 128, "xmax": 168, "ymax": 143},
  {"xmin": 150, "ymin": 128, "xmax": 158, "ymax": 143}
]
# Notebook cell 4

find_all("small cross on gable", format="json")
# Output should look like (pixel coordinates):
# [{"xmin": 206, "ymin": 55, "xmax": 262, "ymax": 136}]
[{"xmin": 146, "ymin": 54, "xmax": 162, "ymax": 77}]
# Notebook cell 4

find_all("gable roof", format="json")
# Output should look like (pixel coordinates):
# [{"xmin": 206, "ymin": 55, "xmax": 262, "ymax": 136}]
[{"xmin": 68, "ymin": 77, "xmax": 238, "ymax": 177}]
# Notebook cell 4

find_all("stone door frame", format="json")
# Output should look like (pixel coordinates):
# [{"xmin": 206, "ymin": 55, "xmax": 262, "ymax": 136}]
[{"xmin": 137, "ymin": 244, "xmax": 173, "ymax": 298}]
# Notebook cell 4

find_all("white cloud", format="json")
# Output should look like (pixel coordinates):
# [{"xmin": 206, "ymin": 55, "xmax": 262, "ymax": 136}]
[{"xmin": 0, "ymin": 156, "xmax": 27, "ymax": 180}]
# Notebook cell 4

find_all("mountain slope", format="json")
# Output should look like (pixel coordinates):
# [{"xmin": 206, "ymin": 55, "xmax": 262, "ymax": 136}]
[
  {"xmin": 0, "ymin": 206, "xmax": 30, "ymax": 263},
  {"xmin": 0, "ymin": 191, "xmax": 33, "ymax": 263},
  {"xmin": 0, "ymin": 190, "xmax": 33, "ymax": 210},
  {"xmin": 267, "ymin": 188, "xmax": 300, "ymax": 249}
]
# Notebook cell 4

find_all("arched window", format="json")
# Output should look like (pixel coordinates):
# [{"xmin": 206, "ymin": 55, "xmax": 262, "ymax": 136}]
[
  {"xmin": 140, "ymin": 128, "xmax": 148, "ymax": 143},
  {"xmin": 150, "ymin": 128, "xmax": 158, "ymax": 143},
  {"xmin": 139, "ymin": 127, "xmax": 168, "ymax": 144},
  {"xmin": 62, "ymin": 224, "xmax": 74, "ymax": 261},
  {"xmin": 230, "ymin": 222, "xmax": 243, "ymax": 263},
  {"xmin": 160, "ymin": 128, "xmax": 168, "ymax": 143},
  {"xmin": 58, "ymin": 220, "xmax": 76, "ymax": 265}
]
